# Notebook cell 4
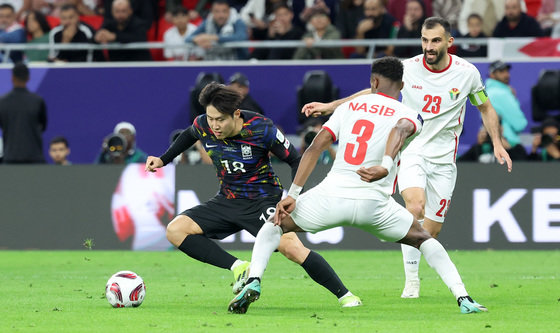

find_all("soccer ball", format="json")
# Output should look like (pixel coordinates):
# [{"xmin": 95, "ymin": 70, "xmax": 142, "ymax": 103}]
[{"xmin": 105, "ymin": 271, "xmax": 146, "ymax": 308}]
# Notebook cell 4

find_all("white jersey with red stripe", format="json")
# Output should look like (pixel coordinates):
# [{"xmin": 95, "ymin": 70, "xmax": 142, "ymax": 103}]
[
  {"xmin": 401, "ymin": 54, "xmax": 486, "ymax": 163},
  {"xmin": 320, "ymin": 92, "xmax": 423, "ymax": 199}
]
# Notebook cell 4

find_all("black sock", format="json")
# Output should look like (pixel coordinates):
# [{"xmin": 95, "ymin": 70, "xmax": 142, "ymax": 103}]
[
  {"xmin": 300, "ymin": 251, "xmax": 348, "ymax": 298},
  {"xmin": 246, "ymin": 277, "xmax": 260, "ymax": 284},
  {"xmin": 177, "ymin": 234, "xmax": 237, "ymax": 270}
]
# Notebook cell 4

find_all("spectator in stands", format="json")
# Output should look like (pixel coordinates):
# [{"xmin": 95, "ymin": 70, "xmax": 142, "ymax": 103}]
[
  {"xmin": 387, "ymin": 0, "xmax": 432, "ymax": 24},
  {"xmin": 48, "ymin": 136, "xmax": 71, "ymax": 165},
  {"xmin": 393, "ymin": 0, "xmax": 426, "ymax": 59},
  {"xmin": 249, "ymin": 3, "xmax": 304, "ymax": 60},
  {"xmin": 0, "ymin": 4, "xmax": 26, "ymax": 63},
  {"xmin": 486, "ymin": 60, "xmax": 528, "ymax": 148},
  {"xmin": 431, "ymin": 0, "xmax": 462, "ymax": 33},
  {"xmin": 163, "ymin": 6, "xmax": 197, "ymax": 60},
  {"xmin": 459, "ymin": 125, "xmax": 527, "ymax": 162},
  {"xmin": 0, "ymin": 63, "xmax": 47, "ymax": 164},
  {"xmin": 185, "ymin": 0, "xmax": 248, "ymax": 60},
  {"xmin": 49, "ymin": 4, "xmax": 96, "ymax": 62},
  {"xmin": 293, "ymin": 0, "xmax": 338, "ymax": 31},
  {"xmin": 239, "ymin": 0, "xmax": 279, "ymax": 40},
  {"xmin": 66, "ymin": 0, "xmax": 102, "ymax": 16},
  {"xmin": 103, "ymin": 0, "xmax": 153, "ymax": 30},
  {"xmin": 228, "ymin": 72, "xmax": 264, "ymax": 115},
  {"xmin": 293, "ymin": 7, "xmax": 343, "ymax": 59},
  {"xmin": 537, "ymin": 0, "xmax": 560, "ymax": 36},
  {"xmin": 95, "ymin": 0, "xmax": 153, "ymax": 61},
  {"xmin": 24, "ymin": 10, "xmax": 51, "ymax": 62},
  {"xmin": 458, "ymin": 0, "xmax": 514, "ymax": 37},
  {"xmin": 456, "ymin": 13, "xmax": 488, "ymax": 58},
  {"xmin": 336, "ymin": 0, "xmax": 364, "ymax": 39},
  {"xmin": 97, "ymin": 121, "xmax": 148, "ymax": 164},
  {"xmin": 493, "ymin": 0, "xmax": 544, "ymax": 37},
  {"xmin": 529, "ymin": 117, "xmax": 560, "ymax": 161},
  {"xmin": 354, "ymin": 0, "xmax": 398, "ymax": 58}
]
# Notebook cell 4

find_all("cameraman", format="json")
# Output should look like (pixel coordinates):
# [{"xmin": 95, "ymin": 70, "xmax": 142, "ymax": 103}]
[
  {"xmin": 96, "ymin": 133, "xmax": 128, "ymax": 164},
  {"xmin": 529, "ymin": 118, "xmax": 560, "ymax": 161},
  {"xmin": 299, "ymin": 117, "xmax": 336, "ymax": 164}
]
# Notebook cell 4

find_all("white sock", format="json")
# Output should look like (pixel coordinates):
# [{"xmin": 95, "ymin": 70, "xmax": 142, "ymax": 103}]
[
  {"xmin": 248, "ymin": 222, "xmax": 283, "ymax": 279},
  {"xmin": 401, "ymin": 244, "xmax": 421, "ymax": 282},
  {"xmin": 338, "ymin": 291, "xmax": 354, "ymax": 301},
  {"xmin": 419, "ymin": 238, "xmax": 468, "ymax": 299},
  {"xmin": 230, "ymin": 259, "xmax": 245, "ymax": 271}
]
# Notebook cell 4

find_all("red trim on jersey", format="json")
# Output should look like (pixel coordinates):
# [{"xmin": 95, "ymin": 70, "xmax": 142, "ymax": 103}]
[
  {"xmin": 423, "ymin": 54, "xmax": 452, "ymax": 73},
  {"xmin": 392, "ymin": 160, "xmax": 401, "ymax": 195},
  {"xmin": 458, "ymin": 104, "xmax": 464, "ymax": 125},
  {"xmin": 322, "ymin": 126, "xmax": 336, "ymax": 141},
  {"xmin": 376, "ymin": 92, "xmax": 397, "ymax": 100},
  {"xmin": 453, "ymin": 133, "xmax": 458, "ymax": 162},
  {"xmin": 402, "ymin": 118, "xmax": 417, "ymax": 134}
]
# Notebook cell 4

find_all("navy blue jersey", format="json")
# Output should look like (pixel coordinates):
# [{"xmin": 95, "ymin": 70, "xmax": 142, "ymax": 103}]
[{"xmin": 160, "ymin": 111, "xmax": 300, "ymax": 199}]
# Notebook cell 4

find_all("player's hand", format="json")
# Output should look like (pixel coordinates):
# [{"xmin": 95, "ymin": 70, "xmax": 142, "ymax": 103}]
[
  {"xmin": 356, "ymin": 166, "xmax": 389, "ymax": 182},
  {"xmin": 301, "ymin": 102, "xmax": 332, "ymax": 118},
  {"xmin": 145, "ymin": 156, "xmax": 163, "ymax": 172},
  {"xmin": 494, "ymin": 146, "xmax": 512, "ymax": 172},
  {"xmin": 274, "ymin": 196, "xmax": 296, "ymax": 226}
]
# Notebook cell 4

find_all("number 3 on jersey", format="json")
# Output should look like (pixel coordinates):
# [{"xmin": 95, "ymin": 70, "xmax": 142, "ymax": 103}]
[
  {"xmin": 344, "ymin": 119, "xmax": 375, "ymax": 165},
  {"xmin": 422, "ymin": 94, "xmax": 441, "ymax": 114}
]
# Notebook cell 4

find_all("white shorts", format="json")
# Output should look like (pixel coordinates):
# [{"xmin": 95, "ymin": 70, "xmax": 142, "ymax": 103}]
[
  {"xmin": 291, "ymin": 188, "xmax": 414, "ymax": 242},
  {"xmin": 397, "ymin": 153, "xmax": 457, "ymax": 223}
]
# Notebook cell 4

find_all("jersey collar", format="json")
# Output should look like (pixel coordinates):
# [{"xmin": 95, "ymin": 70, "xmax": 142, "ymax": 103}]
[
  {"xmin": 423, "ymin": 54, "xmax": 452, "ymax": 73},
  {"xmin": 376, "ymin": 92, "xmax": 397, "ymax": 100}
]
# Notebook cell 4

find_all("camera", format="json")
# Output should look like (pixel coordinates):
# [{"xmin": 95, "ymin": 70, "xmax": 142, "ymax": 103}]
[{"xmin": 101, "ymin": 133, "xmax": 127, "ymax": 163}]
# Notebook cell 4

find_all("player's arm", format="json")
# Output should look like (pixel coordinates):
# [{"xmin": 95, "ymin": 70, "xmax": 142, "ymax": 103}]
[
  {"xmin": 477, "ymin": 99, "xmax": 513, "ymax": 172},
  {"xmin": 274, "ymin": 129, "xmax": 333, "ymax": 225},
  {"xmin": 145, "ymin": 126, "xmax": 198, "ymax": 172},
  {"xmin": 269, "ymin": 129, "xmax": 301, "ymax": 180},
  {"xmin": 302, "ymin": 88, "xmax": 370, "ymax": 118},
  {"xmin": 356, "ymin": 118, "xmax": 416, "ymax": 183}
]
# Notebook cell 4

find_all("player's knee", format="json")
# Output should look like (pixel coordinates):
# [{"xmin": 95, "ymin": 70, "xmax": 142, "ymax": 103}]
[
  {"xmin": 406, "ymin": 202, "xmax": 424, "ymax": 220},
  {"xmin": 278, "ymin": 239, "xmax": 309, "ymax": 264},
  {"xmin": 166, "ymin": 217, "xmax": 196, "ymax": 246}
]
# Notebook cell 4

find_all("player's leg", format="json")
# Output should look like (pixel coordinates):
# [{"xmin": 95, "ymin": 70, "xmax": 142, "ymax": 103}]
[
  {"xmin": 398, "ymin": 221, "xmax": 487, "ymax": 313},
  {"xmin": 167, "ymin": 198, "xmax": 247, "ymax": 279},
  {"xmin": 400, "ymin": 187, "xmax": 426, "ymax": 298}
]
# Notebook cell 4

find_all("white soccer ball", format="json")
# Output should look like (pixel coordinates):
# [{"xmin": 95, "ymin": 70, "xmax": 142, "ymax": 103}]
[{"xmin": 105, "ymin": 270, "xmax": 146, "ymax": 308}]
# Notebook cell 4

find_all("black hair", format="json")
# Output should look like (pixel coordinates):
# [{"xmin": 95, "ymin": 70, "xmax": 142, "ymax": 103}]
[
  {"xmin": 198, "ymin": 82, "xmax": 242, "ymax": 116},
  {"xmin": 50, "ymin": 136, "xmax": 70, "ymax": 147},
  {"xmin": 212, "ymin": 0, "xmax": 230, "ymax": 7},
  {"xmin": 60, "ymin": 4, "xmax": 79, "ymax": 13},
  {"xmin": 12, "ymin": 62, "xmax": 29, "ymax": 81},
  {"xmin": 272, "ymin": 2, "xmax": 292, "ymax": 13},
  {"xmin": 422, "ymin": 16, "xmax": 451, "ymax": 36},
  {"xmin": 25, "ymin": 10, "xmax": 51, "ymax": 34},
  {"xmin": 467, "ymin": 13, "xmax": 483, "ymax": 23},
  {"xmin": 371, "ymin": 56, "xmax": 403, "ymax": 83},
  {"xmin": 172, "ymin": 6, "xmax": 189, "ymax": 16},
  {"xmin": 0, "ymin": 4, "xmax": 14, "ymax": 12}
]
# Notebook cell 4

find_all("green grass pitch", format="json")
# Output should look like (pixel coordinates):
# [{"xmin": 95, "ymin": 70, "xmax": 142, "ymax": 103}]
[{"xmin": 1, "ymin": 250, "xmax": 558, "ymax": 332}]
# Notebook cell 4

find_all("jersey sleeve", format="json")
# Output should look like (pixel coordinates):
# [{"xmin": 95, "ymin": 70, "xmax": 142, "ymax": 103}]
[
  {"xmin": 467, "ymin": 68, "xmax": 489, "ymax": 106},
  {"xmin": 322, "ymin": 104, "xmax": 345, "ymax": 141},
  {"xmin": 266, "ymin": 123, "xmax": 301, "ymax": 180},
  {"xmin": 159, "ymin": 119, "xmax": 201, "ymax": 165}
]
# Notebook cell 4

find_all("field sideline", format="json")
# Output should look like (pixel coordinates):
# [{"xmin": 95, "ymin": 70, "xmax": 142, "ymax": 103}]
[{"xmin": 1, "ymin": 250, "xmax": 558, "ymax": 332}]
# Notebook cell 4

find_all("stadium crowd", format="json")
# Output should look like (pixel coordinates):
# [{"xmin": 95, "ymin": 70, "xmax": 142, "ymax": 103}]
[{"xmin": 0, "ymin": 0, "xmax": 553, "ymax": 62}]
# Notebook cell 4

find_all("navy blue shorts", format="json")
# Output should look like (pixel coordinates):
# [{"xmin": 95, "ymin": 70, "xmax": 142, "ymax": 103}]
[{"xmin": 180, "ymin": 195, "xmax": 280, "ymax": 240}]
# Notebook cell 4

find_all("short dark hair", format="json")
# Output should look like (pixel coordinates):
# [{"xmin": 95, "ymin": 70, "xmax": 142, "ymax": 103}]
[
  {"xmin": 172, "ymin": 6, "xmax": 188, "ymax": 16},
  {"xmin": 422, "ymin": 16, "xmax": 451, "ymax": 36},
  {"xmin": 198, "ymin": 82, "xmax": 242, "ymax": 116},
  {"xmin": 371, "ymin": 56, "xmax": 403, "ymax": 83},
  {"xmin": 272, "ymin": 2, "xmax": 292, "ymax": 13},
  {"xmin": 25, "ymin": 10, "xmax": 51, "ymax": 34},
  {"xmin": 60, "ymin": 4, "xmax": 78, "ymax": 13},
  {"xmin": 50, "ymin": 136, "xmax": 70, "ymax": 147},
  {"xmin": 0, "ymin": 4, "xmax": 15, "ymax": 12},
  {"xmin": 467, "ymin": 13, "xmax": 483, "ymax": 23},
  {"xmin": 212, "ymin": 0, "xmax": 230, "ymax": 7},
  {"xmin": 12, "ymin": 62, "xmax": 29, "ymax": 81}
]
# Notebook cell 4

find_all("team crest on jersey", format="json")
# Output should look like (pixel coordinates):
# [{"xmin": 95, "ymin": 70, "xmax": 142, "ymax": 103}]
[
  {"xmin": 241, "ymin": 144, "xmax": 253, "ymax": 159},
  {"xmin": 449, "ymin": 88, "xmax": 460, "ymax": 100},
  {"xmin": 276, "ymin": 129, "xmax": 291, "ymax": 149}
]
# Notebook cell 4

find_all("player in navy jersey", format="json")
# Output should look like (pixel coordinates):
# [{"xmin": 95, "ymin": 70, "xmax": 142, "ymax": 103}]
[{"xmin": 145, "ymin": 82, "xmax": 362, "ymax": 309}]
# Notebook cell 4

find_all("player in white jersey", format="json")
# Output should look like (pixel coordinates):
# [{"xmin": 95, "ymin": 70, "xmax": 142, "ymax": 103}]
[
  {"xmin": 228, "ymin": 57, "xmax": 488, "ymax": 315},
  {"xmin": 300, "ymin": 17, "xmax": 512, "ymax": 299}
]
